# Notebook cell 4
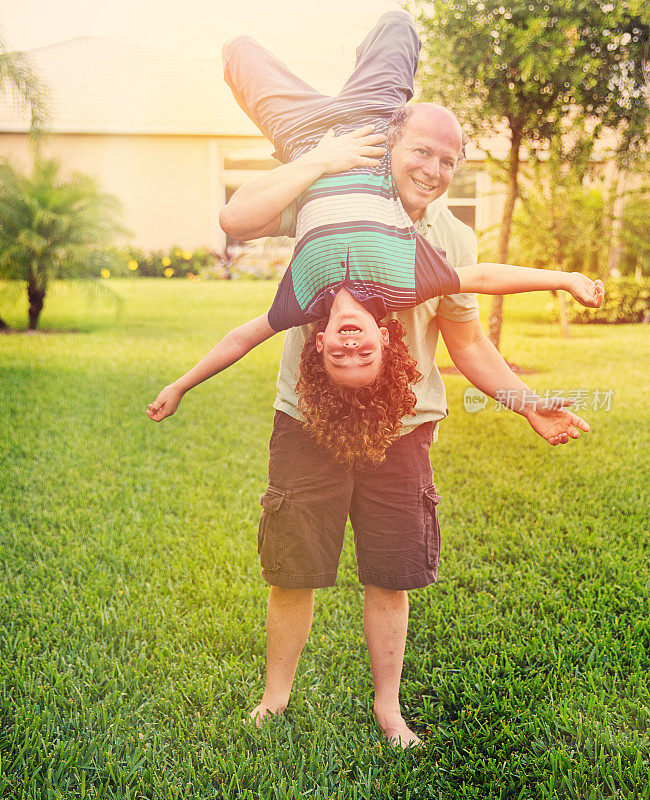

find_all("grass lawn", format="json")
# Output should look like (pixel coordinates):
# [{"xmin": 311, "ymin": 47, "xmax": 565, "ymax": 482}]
[{"xmin": 1, "ymin": 279, "xmax": 648, "ymax": 799}]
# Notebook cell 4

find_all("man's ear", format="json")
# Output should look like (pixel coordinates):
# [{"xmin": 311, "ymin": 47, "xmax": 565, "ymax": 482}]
[
  {"xmin": 379, "ymin": 326, "xmax": 389, "ymax": 346},
  {"xmin": 315, "ymin": 332, "xmax": 325, "ymax": 352}
]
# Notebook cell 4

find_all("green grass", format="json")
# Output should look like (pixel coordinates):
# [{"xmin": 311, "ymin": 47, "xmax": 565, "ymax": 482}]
[{"xmin": 1, "ymin": 279, "xmax": 648, "ymax": 799}]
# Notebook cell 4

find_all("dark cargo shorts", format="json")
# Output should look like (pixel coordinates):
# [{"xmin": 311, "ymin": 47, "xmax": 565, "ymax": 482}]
[{"xmin": 257, "ymin": 411, "xmax": 442, "ymax": 591}]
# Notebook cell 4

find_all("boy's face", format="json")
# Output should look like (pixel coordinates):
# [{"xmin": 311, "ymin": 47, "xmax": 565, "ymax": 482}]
[{"xmin": 315, "ymin": 306, "xmax": 389, "ymax": 388}]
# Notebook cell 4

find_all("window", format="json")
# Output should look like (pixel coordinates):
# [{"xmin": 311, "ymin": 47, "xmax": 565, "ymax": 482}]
[
  {"xmin": 223, "ymin": 157, "xmax": 280, "ymax": 171},
  {"xmin": 447, "ymin": 206, "xmax": 476, "ymax": 228},
  {"xmin": 447, "ymin": 168, "xmax": 478, "ymax": 229},
  {"xmin": 448, "ymin": 169, "xmax": 476, "ymax": 200},
  {"xmin": 224, "ymin": 185, "xmax": 243, "ymax": 249},
  {"xmin": 220, "ymin": 147, "xmax": 280, "ymax": 249}
]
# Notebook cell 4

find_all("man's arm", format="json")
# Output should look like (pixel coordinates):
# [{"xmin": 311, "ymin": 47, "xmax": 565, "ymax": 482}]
[
  {"xmin": 219, "ymin": 126, "xmax": 386, "ymax": 241},
  {"xmin": 147, "ymin": 313, "xmax": 276, "ymax": 422},
  {"xmin": 438, "ymin": 316, "xmax": 590, "ymax": 445}
]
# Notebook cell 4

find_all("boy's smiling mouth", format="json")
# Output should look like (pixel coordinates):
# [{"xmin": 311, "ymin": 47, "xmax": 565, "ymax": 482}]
[{"xmin": 338, "ymin": 324, "xmax": 363, "ymax": 335}]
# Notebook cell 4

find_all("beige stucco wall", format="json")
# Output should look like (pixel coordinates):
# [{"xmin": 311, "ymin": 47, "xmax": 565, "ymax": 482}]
[
  {"xmin": 0, "ymin": 133, "xmax": 226, "ymax": 252},
  {"xmin": 0, "ymin": 132, "xmax": 287, "ymax": 252}
]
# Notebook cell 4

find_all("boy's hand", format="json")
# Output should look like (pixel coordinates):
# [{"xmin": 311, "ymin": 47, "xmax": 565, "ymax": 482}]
[
  {"xmin": 306, "ymin": 125, "xmax": 386, "ymax": 175},
  {"xmin": 147, "ymin": 384, "xmax": 184, "ymax": 422},
  {"xmin": 568, "ymin": 273, "xmax": 605, "ymax": 308}
]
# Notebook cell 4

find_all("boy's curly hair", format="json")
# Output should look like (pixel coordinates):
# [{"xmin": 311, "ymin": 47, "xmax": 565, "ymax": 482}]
[{"xmin": 297, "ymin": 317, "xmax": 422, "ymax": 466}]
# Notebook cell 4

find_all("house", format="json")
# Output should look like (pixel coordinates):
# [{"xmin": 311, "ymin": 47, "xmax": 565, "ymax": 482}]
[{"xmin": 0, "ymin": 36, "xmax": 508, "ymax": 253}]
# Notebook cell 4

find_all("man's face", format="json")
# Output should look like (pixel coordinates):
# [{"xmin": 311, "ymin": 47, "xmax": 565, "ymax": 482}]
[{"xmin": 390, "ymin": 106, "xmax": 463, "ymax": 222}]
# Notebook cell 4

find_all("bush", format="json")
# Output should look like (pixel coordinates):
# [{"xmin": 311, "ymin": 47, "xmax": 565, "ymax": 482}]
[
  {"xmin": 121, "ymin": 247, "xmax": 215, "ymax": 279},
  {"xmin": 619, "ymin": 192, "xmax": 650, "ymax": 278},
  {"xmin": 117, "ymin": 244, "xmax": 289, "ymax": 281},
  {"xmin": 560, "ymin": 276, "xmax": 650, "ymax": 324}
]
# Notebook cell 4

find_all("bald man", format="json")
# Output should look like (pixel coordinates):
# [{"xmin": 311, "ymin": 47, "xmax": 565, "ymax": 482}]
[{"xmin": 221, "ymin": 17, "xmax": 592, "ymax": 747}]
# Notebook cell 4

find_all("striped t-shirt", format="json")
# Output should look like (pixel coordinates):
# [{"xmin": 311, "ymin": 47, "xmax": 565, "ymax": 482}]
[{"xmin": 267, "ymin": 149, "xmax": 461, "ymax": 332}]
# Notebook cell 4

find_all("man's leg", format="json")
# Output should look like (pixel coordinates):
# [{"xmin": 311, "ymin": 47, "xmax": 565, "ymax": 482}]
[
  {"xmin": 251, "ymin": 586, "xmax": 315, "ymax": 724},
  {"xmin": 350, "ymin": 422, "xmax": 438, "ymax": 747},
  {"xmin": 253, "ymin": 412, "xmax": 353, "ymax": 721},
  {"xmin": 363, "ymin": 584, "xmax": 420, "ymax": 747}
]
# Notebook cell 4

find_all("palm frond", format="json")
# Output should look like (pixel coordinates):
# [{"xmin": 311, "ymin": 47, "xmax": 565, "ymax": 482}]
[{"xmin": 0, "ymin": 28, "xmax": 50, "ymax": 134}]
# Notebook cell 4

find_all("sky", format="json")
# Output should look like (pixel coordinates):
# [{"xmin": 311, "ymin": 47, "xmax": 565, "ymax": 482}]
[{"xmin": 1, "ymin": 0, "xmax": 407, "ymax": 63}]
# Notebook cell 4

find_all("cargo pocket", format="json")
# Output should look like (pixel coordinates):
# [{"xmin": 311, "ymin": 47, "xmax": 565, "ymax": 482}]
[
  {"xmin": 422, "ymin": 485, "xmax": 442, "ymax": 572},
  {"xmin": 258, "ymin": 486, "xmax": 289, "ymax": 572}
]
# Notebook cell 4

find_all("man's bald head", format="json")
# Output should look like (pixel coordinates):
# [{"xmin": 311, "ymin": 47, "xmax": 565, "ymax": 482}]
[
  {"xmin": 387, "ymin": 103, "xmax": 467, "ymax": 222},
  {"xmin": 387, "ymin": 103, "xmax": 466, "ymax": 164}
]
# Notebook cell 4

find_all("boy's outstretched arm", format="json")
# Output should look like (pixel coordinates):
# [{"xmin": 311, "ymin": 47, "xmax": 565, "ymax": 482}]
[
  {"xmin": 147, "ymin": 313, "xmax": 276, "ymax": 422},
  {"xmin": 219, "ymin": 125, "xmax": 385, "ymax": 240},
  {"xmin": 457, "ymin": 264, "xmax": 605, "ymax": 308}
]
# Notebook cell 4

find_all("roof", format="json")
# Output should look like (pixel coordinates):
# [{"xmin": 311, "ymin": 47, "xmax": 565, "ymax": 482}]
[{"xmin": 0, "ymin": 36, "xmax": 354, "ymax": 136}]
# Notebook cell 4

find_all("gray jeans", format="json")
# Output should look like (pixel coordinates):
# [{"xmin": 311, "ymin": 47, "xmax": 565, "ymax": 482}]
[{"xmin": 222, "ymin": 11, "xmax": 421, "ymax": 163}]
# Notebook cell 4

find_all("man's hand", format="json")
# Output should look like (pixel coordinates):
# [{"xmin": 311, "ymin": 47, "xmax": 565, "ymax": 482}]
[
  {"xmin": 522, "ymin": 398, "xmax": 591, "ymax": 445},
  {"xmin": 567, "ymin": 273, "xmax": 605, "ymax": 308},
  {"xmin": 306, "ymin": 125, "xmax": 386, "ymax": 175},
  {"xmin": 219, "ymin": 124, "xmax": 385, "ymax": 241},
  {"xmin": 438, "ymin": 316, "xmax": 595, "ymax": 447},
  {"xmin": 147, "ymin": 384, "xmax": 184, "ymax": 422}
]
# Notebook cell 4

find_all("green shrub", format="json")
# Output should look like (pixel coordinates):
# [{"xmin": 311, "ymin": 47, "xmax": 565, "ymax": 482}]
[
  {"xmin": 122, "ymin": 246, "xmax": 215, "ymax": 278},
  {"xmin": 119, "ymin": 246, "xmax": 288, "ymax": 281},
  {"xmin": 561, "ymin": 276, "xmax": 650, "ymax": 324},
  {"xmin": 620, "ymin": 192, "xmax": 650, "ymax": 278}
]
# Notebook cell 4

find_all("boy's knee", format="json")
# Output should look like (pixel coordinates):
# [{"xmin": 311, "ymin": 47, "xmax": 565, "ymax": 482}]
[
  {"xmin": 221, "ymin": 35, "xmax": 256, "ymax": 69},
  {"xmin": 378, "ymin": 10, "xmax": 417, "ymax": 32}
]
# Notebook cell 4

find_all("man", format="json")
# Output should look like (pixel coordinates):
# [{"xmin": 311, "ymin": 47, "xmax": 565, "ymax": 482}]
[{"xmin": 220, "ymin": 52, "xmax": 590, "ymax": 751}]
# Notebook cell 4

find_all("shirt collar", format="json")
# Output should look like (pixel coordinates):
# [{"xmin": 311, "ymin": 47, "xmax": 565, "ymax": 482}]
[
  {"xmin": 307, "ymin": 282, "xmax": 387, "ymax": 322},
  {"xmin": 421, "ymin": 196, "xmax": 446, "ymax": 227}
]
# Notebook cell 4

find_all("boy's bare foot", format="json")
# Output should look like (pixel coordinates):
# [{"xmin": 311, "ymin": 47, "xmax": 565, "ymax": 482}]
[
  {"xmin": 374, "ymin": 707, "xmax": 423, "ymax": 749},
  {"xmin": 249, "ymin": 702, "xmax": 286, "ymax": 728}
]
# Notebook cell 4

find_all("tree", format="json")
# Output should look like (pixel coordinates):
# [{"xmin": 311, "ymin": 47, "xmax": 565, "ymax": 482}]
[
  {"xmin": 510, "ymin": 136, "xmax": 608, "ymax": 336},
  {"xmin": 0, "ymin": 29, "xmax": 50, "ymax": 135},
  {"xmin": 412, "ymin": 0, "xmax": 649, "ymax": 349},
  {"xmin": 0, "ymin": 31, "xmax": 52, "ymax": 329},
  {"xmin": 619, "ymin": 178, "xmax": 650, "ymax": 279},
  {"xmin": 0, "ymin": 158, "xmax": 126, "ymax": 330}
]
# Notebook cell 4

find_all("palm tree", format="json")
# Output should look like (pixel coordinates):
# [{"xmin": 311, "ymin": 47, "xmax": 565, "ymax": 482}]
[
  {"xmin": 0, "ymin": 158, "xmax": 127, "ymax": 330},
  {"xmin": 0, "ymin": 31, "xmax": 52, "ymax": 329},
  {"xmin": 0, "ymin": 29, "xmax": 50, "ymax": 135}
]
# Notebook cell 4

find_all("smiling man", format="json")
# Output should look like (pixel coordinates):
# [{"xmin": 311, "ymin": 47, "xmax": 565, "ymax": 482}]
[
  {"xmin": 388, "ymin": 103, "xmax": 463, "ymax": 221},
  {"xmin": 220, "ymin": 14, "xmax": 592, "ymax": 748}
]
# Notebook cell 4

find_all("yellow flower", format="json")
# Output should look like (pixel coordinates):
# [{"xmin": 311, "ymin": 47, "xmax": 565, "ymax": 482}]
[
  {"xmin": 161, "ymin": 256, "xmax": 172, "ymax": 267},
  {"xmin": 127, "ymin": 259, "xmax": 138, "ymax": 271},
  {"xmin": 163, "ymin": 267, "xmax": 175, "ymax": 278},
  {"xmin": 182, "ymin": 250, "xmax": 193, "ymax": 260},
  {"xmin": 100, "ymin": 268, "xmax": 110, "ymax": 279}
]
